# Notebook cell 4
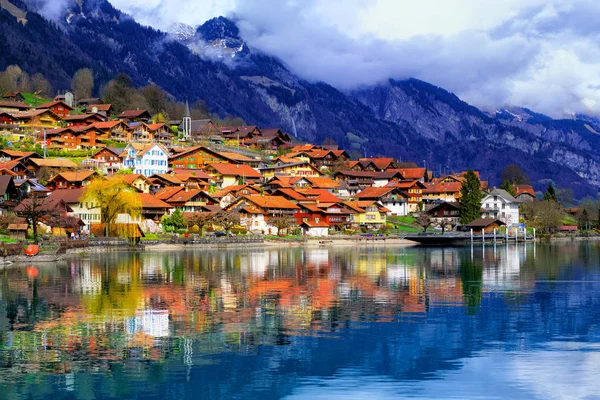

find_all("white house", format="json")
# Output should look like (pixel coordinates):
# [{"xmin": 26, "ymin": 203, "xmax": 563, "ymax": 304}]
[
  {"xmin": 355, "ymin": 187, "xmax": 408, "ymax": 216},
  {"xmin": 300, "ymin": 221, "xmax": 329, "ymax": 237},
  {"xmin": 482, "ymin": 188, "xmax": 520, "ymax": 226},
  {"xmin": 122, "ymin": 143, "xmax": 170, "ymax": 177}
]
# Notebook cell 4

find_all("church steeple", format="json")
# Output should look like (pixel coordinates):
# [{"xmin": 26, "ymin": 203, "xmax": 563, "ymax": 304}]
[{"xmin": 182, "ymin": 99, "xmax": 192, "ymax": 141}]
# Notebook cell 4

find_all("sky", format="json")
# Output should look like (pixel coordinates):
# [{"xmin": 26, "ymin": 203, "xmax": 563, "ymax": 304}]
[{"xmin": 92, "ymin": 1, "xmax": 600, "ymax": 116}]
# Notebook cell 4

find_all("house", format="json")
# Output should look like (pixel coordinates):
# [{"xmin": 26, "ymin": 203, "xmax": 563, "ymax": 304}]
[
  {"xmin": 372, "ymin": 171, "xmax": 405, "ymax": 187},
  {"xmin": 465, "ymin": 218, "xmax": 506, "ymax": 234},
  {"xmin": 45, "ymin": 188, "xmax": 100, "ymax": 232},
  {"xmin": 46, "ymin": 170, "xmax": 100, "ymax": 191},
  {"xmin": 178, "ymin": 118, "xmax": 220, "ymax": 140},
  {"xmin": 145, "ymin": 123, "xmax": 174, "ymax": 145},
  {"xmin": 333, "ymin": 171, "xmax": 376, "ymax": 195},
  {"xmin": 86, "ymin": 104, "xmax": 112, "ymax": 118},
  {"xmin": 227, "ymin": 195, "xmax": 300, "ymax": 234},
  {"xmin": 212, "ymin": 184, "xmax": 261, "ymax": 208},
  {"xmin": 86, "ymin": 147, "xmax": 123, "ymax": 174},
  {"xmin": 154, "ymin": 187, "xmax": 217, "ymax": 212},
  {"xmin": 0, "ymin": 175, "xmax": 20, "ymax": 212},
  {"xmin": 14, "ymin": 197, "xmax": 77, "ymax": 236},
  {"xmin": 136, "ymin": 194, "xmax": 172, "ymax": 232},
  {"xmin": 259, "ymin": 162, "xmax": 322, "ymax": 180},
  {"xmin": 63, "ymin": 113, "xmax": 104, "ymax": 127},
  {"xmin": 422, "ymin": 181, "xmax": 463, "ymax": 204},
  {"xmin": 355, "ymin": 186, "xmax": 408, "ymax": 216},
  {"xmin": 26, "ymin": 158, "xmax": 78, "ymax": 175},
  {"xmin": 217, "ymin": 152, "xmax": 262, "ymax": 168},
  {"xmin": 206, "ymin": 163, "xmax": 262, "ymax": 188},
  {"xmin": 0, "ymin": 160, "xmax": 35, "ymax": 180},
  {"xmin": 8, "ymin": 223, "xmax": 28, "ymax": 240},
  {"xmin": 92, "ymin": 120, "xmax": 131, "ymax": 142},
  {"xmin": 2, "ymin": 91, "xmax": 25, "ymax": 102},
  {"xmin": 300, "ymin": 221, "xmax": 329, "ymax": 237},
  {"xmin": 122, "ymin": 143, "xmax": 170, "ymax": 177},
  {"xmin": 76, "ymin": 98, "xmax": 100, "ymax": 107},
  {"xmin": 149, "ymin": 171, "xmax": 211, "ymax": 191},
  {"xmin": 0, "ymin": 100, "xmax": 30, "ymax": 114},
  {"xmin": 395, "ymin": 168, "xmax": 427, "ymax": 182},
  {"xmin": 12, "ymin": 109, "xmax": 61, "ymax": 129},
  {"xmin": 0, "ymin": 150, "xmax": 43, "ymax": 163},
  {"xmin": 515, "ymin": 185, "xmax": 536, "ymax": 202},
  {"xmin": 117, "ymin": 174, "xmax": 151, "ymax": 193},
  {"xmin": 36, "ymin": 101, "xmax": 73, "ymax": 119},
  {"xmin": 169, "ymin": 146, "xmax": 233, "ymax": 169},
  {"xmin": 44, "ymin": 126, "xmax": 107, "ymax": 149},
  {"xmin": 481, "ymin": 188, "xmax": 520, "ymax": 226},
  {"xmin": 343, "ymin": 201, "xmax": 388, "ymax": 229},
  {"xmin": 118, "ymin": 109, "xmax": 152, "ymax": 122},
  {"xmin": 386, "ymin": 180, "xmax": 426, "ymax": 213},
  {"xmin": 0, "ymin": 112, "xmax": 17, "ymax": 127}
]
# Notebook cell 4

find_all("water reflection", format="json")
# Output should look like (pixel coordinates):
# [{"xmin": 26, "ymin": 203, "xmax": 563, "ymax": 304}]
[{"xmin": 1, "ymin": 243, "xmax": 600, "ymax": 399}]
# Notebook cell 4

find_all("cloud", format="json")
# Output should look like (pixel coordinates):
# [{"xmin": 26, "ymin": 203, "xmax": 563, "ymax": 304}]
[{"xmin": 39, "ymin": 0, "xmax": 600, "ymax": 117}]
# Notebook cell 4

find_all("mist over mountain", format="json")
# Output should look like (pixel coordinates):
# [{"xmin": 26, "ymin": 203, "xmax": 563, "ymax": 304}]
[{"xmin": 1, "ymin": 0, "xmax": 599, "ymax": 198}]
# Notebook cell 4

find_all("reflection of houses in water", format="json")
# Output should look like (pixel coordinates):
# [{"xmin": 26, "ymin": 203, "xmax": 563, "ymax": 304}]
[
  {"xmin": 240, "ymin": 252, "xmax": 269, "ymax": 277},
  {"xmin": 306, "ymin": 249, "xmax": 329, "ymax": 268},
  {"xmin": 355, "ymin": 249, "xmax": 387, "ymax": 278},
  {"xmin": 125, "ymin": 309, "xmax": 170, "ymax": 338},
  {"xmin": 482, "ymin": 244, "xmax": 530, "ymax": 290},
  {"xmin": 141, "ymin": 256, "xmax": 165, "ymax": 281},
  {"xmin": 72, "ymin": 263, "xmax": 102, "ymax": 294}
]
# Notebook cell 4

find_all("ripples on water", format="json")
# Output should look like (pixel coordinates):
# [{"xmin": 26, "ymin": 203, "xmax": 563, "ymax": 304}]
[{"xmin": 1, "ymin": 242, "xmax": 600, "ymax": 399}]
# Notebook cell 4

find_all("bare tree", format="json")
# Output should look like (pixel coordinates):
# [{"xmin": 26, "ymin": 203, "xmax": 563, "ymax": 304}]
[
  {"xmin": 268, "ymin": 215, "xmax": 296, "ymax": 235},
  {"xmin": 501, "ymin": 164, "xmax": 529, "ymax": 185},
  {"xmin": 71, "ymin": 68, "xmax": 94, "ymax": 99},
  {"xmin": 438, "ymin": 218, "xmax": 456, "ymax": 235},
  {"xmin": 31, "ymin": 73, "xmax": 53, "ymax": 97},
  {"xmin": 15, "ymin": 196, "xmax": 61, "ymax": 243},
  {"xmin": 416, "ymin": 212, "xmax": 433, "ymax": 233},
  {"xmin": 185, "ymin": 212, "xmax": 214, "ymax": 236},
  {"xmin": 214, "ymin": 211, "xmax": 240, "ymax": 234}
]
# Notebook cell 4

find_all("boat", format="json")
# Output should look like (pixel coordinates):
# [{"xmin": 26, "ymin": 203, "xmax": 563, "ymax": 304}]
[{"xmin": 25, "ymin": 245, "xmax": 39, "ymax": 256}]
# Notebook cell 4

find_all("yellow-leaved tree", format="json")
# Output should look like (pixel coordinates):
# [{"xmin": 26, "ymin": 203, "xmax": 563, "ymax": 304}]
[{"xmin": 82, "ymin": 177, "xmax": 142, "ymax": 237}]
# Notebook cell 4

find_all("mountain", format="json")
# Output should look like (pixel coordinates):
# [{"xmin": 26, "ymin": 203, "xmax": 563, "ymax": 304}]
[{"xmin": 1, "ymin": 0, "xmax": 599, "ymax": 198}]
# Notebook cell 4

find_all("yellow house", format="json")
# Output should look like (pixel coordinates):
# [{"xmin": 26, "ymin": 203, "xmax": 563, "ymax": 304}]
[
  {"xmin": 422, "ymin": 181, "xmax": 462, "ymax": 203},
  {"xmin": 259, "ymin": 161, "xmax": 322, "ymax": 180},
  {"xmin": 118, "ymin": 174, "xmax": 151, "ymax": 193},
  {"xmin": 13, "ymin": 109, "xmax": 61, "ymax": 129},
  {"xmin": 344, "ymin": 201, "xmax": 387, "ymax": 228}
]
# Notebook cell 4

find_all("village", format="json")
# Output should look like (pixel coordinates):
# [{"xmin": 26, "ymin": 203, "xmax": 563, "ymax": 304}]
[{"xmin": 0, "ymin": 90, "xmax": 540, "ymax": 242}]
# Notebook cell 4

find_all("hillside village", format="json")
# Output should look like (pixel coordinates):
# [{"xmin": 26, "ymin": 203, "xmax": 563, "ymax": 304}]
[{"xmin": 0, "ymin": 90, "xmax": 541, "ymax": 239}]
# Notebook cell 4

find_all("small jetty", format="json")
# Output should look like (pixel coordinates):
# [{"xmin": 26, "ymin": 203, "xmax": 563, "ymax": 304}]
[{"xmin": 405, "ymin": 234, "xmax": 536, "ymax": 246}]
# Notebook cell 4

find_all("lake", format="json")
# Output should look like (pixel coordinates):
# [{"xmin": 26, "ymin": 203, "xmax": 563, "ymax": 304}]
[{"xmin": 1, "ymin": 242, "xmax": 600, "ymax": 399}]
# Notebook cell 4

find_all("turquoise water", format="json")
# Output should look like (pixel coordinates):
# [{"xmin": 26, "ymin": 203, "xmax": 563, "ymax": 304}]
[{"xmin": 1, "ymin": 243, "xmax": 600, "ymax": 399}]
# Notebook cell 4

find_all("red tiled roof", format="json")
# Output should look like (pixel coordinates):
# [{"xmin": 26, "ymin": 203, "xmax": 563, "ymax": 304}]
[
  {"xmin": 355, "ymin": 187, "xmax": 394, "ymax": 199},
  {"xmin": 242, "ymin": 195, "xmax": 300, "ymax": 209},
  {"xmin": 46, "ymin": 188, "xmax": 84, "ymax": 203},
  {"xmin": 297, "ymin": 189, "xmax": 341, "ymax": 203},
  {"xmin": 49, "ymin": 170, "xmax": 98, "ymax": 183},
  {"xmin": 274, "ymin": 188, "xmax": 309, "ymax": 201},
  {"xmin": 209, "ymin": 163, "xmax": 262, "ymax": 178},
  {"xmin": 154, "ymin": 187, "xmax": 184, "ymax": 201},
  {"xmin": 138, "ymin": 193, "xmax": 172, "ymax": 209},
  {"xmin": 393, "ymin": 168, "xmax": 426, "ymax": 179},
  {"xmin": 423, "ymin": 182, "xmax": 462, "ymax": 194},
  {"xmin": 92, "ymin": 121, "xmax": 126, "ymax": 130}
]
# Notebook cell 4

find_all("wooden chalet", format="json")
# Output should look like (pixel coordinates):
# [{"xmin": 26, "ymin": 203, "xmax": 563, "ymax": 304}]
[
  {"xmin": 118, "ymin": 109, "xmax": 151, "ymax": 122},
  {"xmin": 36, "ymin": 101, "xmax": 74, "ymax": 119},
  {"xmin": 0, "ymin": 100, "xmax": 30, "ymax": 114},
  {"xmin": 63, "ymin": 113, "xmax": 104, "ymax": 127},
  {"xmin": 46, "ymin": 170, "xmax": 100, "ymax": 191}
]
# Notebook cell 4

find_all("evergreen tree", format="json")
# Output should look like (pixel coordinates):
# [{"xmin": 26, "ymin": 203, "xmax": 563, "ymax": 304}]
[
  {"xmin": 500, "ymin": 180, "xmax": 516, "ymax": 196},
  {"xmin": 543, "ymin": 183, "xmax": 558, "ymax": 202},
  {"xmin": 459, "ymin": 170, "xmax": 483, "ymax": 224}
]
